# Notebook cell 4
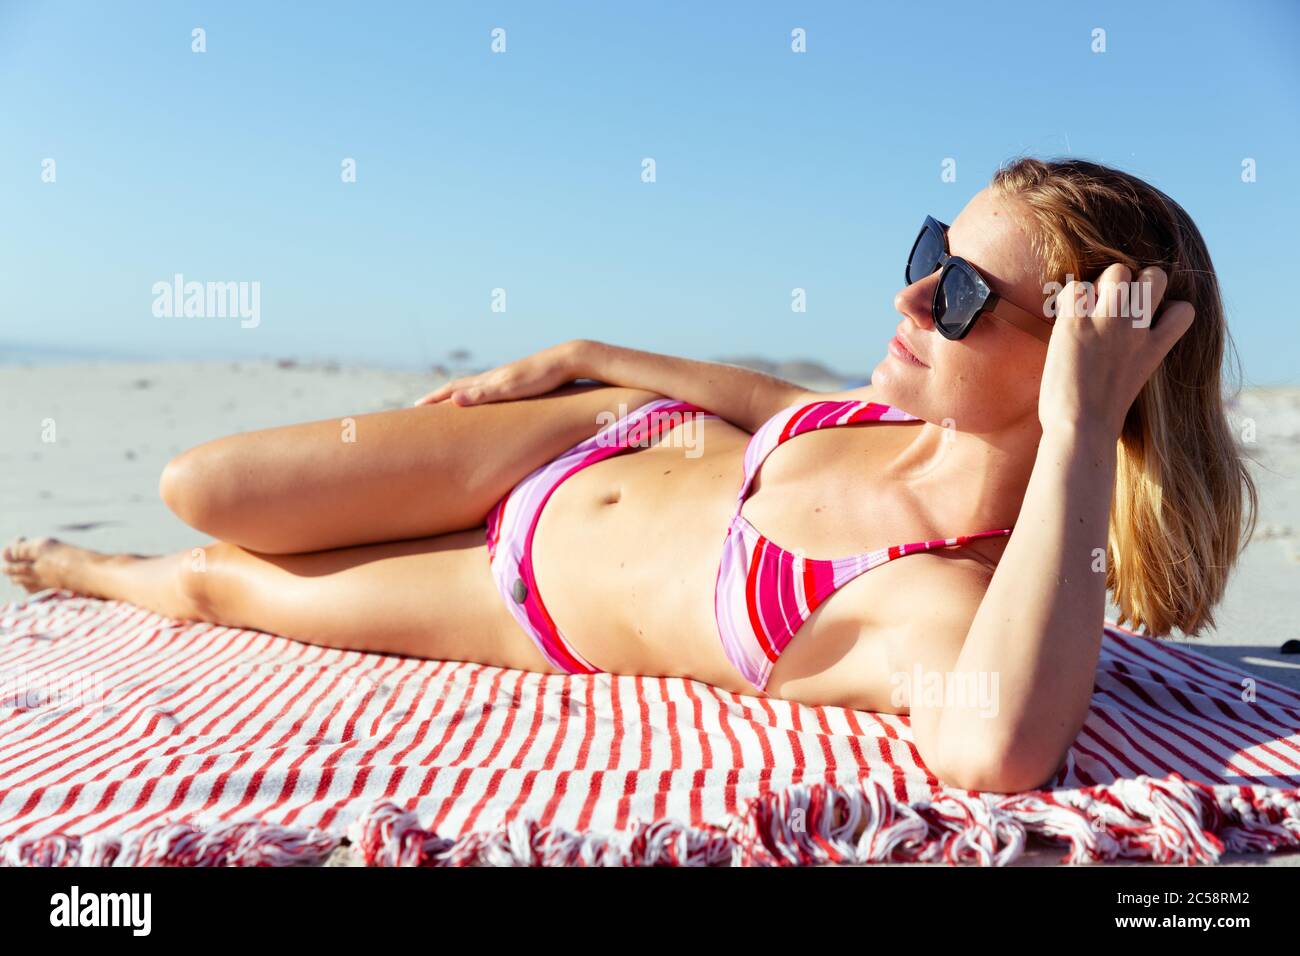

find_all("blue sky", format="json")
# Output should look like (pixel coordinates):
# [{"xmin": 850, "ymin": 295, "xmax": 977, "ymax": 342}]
[{"xmin": 2, "ymin": 0, "xmax": 1297, "ymax": 383}]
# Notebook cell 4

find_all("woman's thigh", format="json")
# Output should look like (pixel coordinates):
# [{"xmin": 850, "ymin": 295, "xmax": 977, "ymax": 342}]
[
  {"xmin": 161, "ymin": 383, "xmax": 661, "ymax": 554},
  {"xmin": 192, "ymin": 531, "xmax": 561, "ymax": 673}
]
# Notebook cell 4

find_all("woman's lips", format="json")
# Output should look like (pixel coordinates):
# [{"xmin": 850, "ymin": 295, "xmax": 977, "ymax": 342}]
[{"xmin": 888, "ymin": 335, "xmax": 929, "ymax": 368}]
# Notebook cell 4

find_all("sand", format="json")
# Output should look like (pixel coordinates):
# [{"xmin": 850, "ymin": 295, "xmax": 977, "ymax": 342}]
[{"xmin": 2, "ymin": 359, "xmax": 1297, "ymax": 866}]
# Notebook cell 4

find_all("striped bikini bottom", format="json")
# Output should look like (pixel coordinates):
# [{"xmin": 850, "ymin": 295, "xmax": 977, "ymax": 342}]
[{"xmin": 484, "ymin": 398, "xmax": 715, "ymax": 676}]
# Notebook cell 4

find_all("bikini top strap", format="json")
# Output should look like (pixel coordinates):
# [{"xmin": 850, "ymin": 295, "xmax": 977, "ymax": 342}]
[
  {"xmin": 877, "ymin": 526, "xmax": 1014, "ymax": 563},
  {"xmin": 825, "ymin": 526, "xmax": 1015, "ymax": 586},
  {"xmin": 738, "ymin": 400, "xmax": 921, "ymax": 503}
]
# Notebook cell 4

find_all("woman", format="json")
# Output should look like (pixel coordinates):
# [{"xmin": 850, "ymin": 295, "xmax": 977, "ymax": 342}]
[{"xmin": 2, "ymin": 158, "xmax": 1254, "ymax": 793}]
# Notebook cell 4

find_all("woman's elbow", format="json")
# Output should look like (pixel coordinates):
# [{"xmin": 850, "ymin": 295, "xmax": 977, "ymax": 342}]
[{"xmin": 931, "ymin": 742, "xmax": 1063, "ymax": 794}]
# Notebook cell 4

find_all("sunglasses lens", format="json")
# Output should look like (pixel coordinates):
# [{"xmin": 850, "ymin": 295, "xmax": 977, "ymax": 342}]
[
  {"xmin": 934, "ymin": 265, "xmax": 983, "ymax": 337},
  {"xmin": 906, "ymin": 224, "xmax": 945, "ymax": 285}
]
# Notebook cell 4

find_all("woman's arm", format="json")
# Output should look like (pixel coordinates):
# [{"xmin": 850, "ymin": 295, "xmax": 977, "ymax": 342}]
[
  {"xmin": 909, "ymin": 423, "xmax": 1118, "ymax": 792},
  {"xmin": 415, "ymin": 339, "xmax": 823, "ymax": 432},
  {"xmin": 910, "ymin": 265, "xmax": 1195, "ymax": 792},
  {"xmin": 574, "ymin": 340, "xmax": 823, "ymax": 431}
]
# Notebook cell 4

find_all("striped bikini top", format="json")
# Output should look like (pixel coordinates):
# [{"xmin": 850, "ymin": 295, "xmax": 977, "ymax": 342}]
[{"xmin": 712, "ymin": 399, "xmax": 1014, "ymax": 694}]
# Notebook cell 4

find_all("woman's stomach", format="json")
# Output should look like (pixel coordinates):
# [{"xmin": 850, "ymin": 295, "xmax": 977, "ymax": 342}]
[{"xmin": 529, "ymin": 414, "xmax": 753, "ymax": 688}]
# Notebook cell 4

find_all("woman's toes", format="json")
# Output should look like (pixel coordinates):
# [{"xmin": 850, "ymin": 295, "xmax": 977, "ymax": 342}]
[
  {"xmin": 2, "ymin": 536, "xmax": 72, "ymax": 592},
  {"xmin": 3, "ymin": 546, "xmax": 31, "ymax": 574},
  {"xmin": 2, "ymin": 563, "xmax": 38, "ymax": 592},
  {"xmin": 9, "ymin": 536, "xmax": 56, "ymax": 561},
  {"xmin": 5, "ymin": 536, "xmax": 40, "ymax": 562}
]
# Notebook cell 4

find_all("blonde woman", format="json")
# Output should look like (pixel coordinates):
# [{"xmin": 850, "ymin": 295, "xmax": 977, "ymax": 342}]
[{"xmin": 3, "ymin": 158, "xmax": 1254, "ymax": 793}]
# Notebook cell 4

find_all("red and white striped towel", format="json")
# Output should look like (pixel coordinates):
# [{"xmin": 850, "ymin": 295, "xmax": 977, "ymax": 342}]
[{"xmin": 1, "ymin": 590, "xmax": 1297, "ymax": 866}]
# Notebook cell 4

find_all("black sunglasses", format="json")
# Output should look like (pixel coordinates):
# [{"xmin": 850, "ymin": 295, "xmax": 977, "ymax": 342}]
[{"xmin": 905, "ymin": 216, "xmax": 1052, "ymax": 344}]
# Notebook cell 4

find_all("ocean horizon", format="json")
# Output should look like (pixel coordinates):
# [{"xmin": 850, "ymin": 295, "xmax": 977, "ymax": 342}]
[{"xmin": 0, "ymin": 338, "xmax": 890, "ymax": 390}]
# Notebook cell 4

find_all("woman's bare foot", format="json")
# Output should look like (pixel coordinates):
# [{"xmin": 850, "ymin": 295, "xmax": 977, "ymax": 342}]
[
  {"xmin": 2, "ymin": 536, "xmax": 122, "ymax": 597},
  {"xmin": 3, "ymin": 536, "xmax": 211, "ymax": 621}
]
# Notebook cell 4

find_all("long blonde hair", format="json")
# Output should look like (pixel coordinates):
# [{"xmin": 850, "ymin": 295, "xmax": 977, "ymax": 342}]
[{"xmin": 990, "ymin": 157, "xmax": 1257, "ymax": 637}]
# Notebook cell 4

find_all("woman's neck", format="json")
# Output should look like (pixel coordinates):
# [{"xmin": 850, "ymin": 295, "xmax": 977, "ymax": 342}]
[{"xmin": 884, "ymin": 416, "xmax": 1044, "ymax": 533}]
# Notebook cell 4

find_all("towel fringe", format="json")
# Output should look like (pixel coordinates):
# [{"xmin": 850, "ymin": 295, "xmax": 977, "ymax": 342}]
[
  {"xmin": 0, "ymin": 820, "xmax": 340, "ymax": 867},
  {"xmin": 6, "ymin": 772, "xmax": 1292, "ymax": 867}
]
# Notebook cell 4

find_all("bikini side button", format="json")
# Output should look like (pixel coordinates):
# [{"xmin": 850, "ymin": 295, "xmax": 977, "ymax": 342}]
[{"xmin": 511, "ymin": 577, "xmax": 529, "ymax": 604}]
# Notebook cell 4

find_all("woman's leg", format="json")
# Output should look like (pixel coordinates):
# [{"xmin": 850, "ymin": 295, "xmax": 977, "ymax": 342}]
[
  {"xmin": 159, "ymin": 384, "xmax": 660, "ymax": 555},
  {"xmin": 2, "ymin": 534, "xmax": 556, "ymax": 672}
]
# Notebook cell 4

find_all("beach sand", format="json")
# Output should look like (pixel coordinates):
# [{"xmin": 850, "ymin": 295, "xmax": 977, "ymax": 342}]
[{"xmin": 2, "ymin": 359, "xmax": 1297, "ymax": 866}]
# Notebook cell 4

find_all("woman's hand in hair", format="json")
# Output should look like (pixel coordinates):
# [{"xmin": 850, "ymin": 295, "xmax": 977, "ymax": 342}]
[
  {"xmin": 413, "ymin": 340, "xmax": 593, "ymax": 406},
  {"xmin": 1038, "ymin": 263, "xmax": 1195, "ymax": 438}
]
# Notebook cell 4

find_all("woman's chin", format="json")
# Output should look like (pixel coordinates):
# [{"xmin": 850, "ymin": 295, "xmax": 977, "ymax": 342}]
[
  {"xmin": 868, "ymin": 359, "xmax": 910, "ymax": 401},
  {"xmin": 871, "ymin": 361, "xmax": 936, "ymax": 419}
]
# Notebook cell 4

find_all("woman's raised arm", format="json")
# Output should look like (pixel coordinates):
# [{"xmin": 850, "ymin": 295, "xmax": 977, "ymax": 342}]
[
  {"xmin": 414, "ymin": 339, "xmax": 821, "ymax": 432},
  {"xmin": 910, "ymin": 265, "xmax": 1195, "ymax": 792}
]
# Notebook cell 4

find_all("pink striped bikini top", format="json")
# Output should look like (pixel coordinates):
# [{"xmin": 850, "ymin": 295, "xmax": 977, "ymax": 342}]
[{"xmin": 713, "ymin": 400, "xmax": 1014, "ymax": 694}]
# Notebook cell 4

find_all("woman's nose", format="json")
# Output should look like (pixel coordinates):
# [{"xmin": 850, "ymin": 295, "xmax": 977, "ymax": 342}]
[{"xmin": 894, "ymin": 275, "xmax": 937, "ymax": 330}]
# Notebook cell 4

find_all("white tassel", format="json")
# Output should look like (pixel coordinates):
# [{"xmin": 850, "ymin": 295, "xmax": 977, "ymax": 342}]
[{"xmin": 3, "ymin": 776, "xmax": 1296, "ymax": 868}]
